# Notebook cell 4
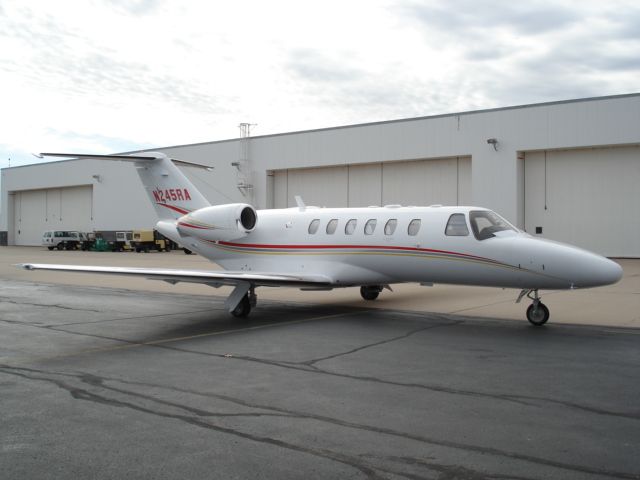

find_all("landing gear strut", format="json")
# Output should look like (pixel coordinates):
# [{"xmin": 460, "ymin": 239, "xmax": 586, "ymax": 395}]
[
  {"xmin": 517, "ymin": 289, "xmax": 549, "ymax": 326},
  {"xmin": 230, "ymin": 286, "xmax": 257, "ymax": 318}
]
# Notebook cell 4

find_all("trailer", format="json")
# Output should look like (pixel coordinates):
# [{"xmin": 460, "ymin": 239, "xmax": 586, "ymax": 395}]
[{"xmin": 132, "ymin": 230, "xmax": 169, "ymax": 253}]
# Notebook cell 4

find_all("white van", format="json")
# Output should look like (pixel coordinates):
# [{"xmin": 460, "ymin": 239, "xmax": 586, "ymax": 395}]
[{"xmin": 42, "ymin": 231, "xmax": 86, "ymax": 250}]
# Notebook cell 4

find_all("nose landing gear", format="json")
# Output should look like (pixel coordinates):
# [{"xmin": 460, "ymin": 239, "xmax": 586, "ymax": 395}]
[{"xmin": 517, "ymin": 289, "xmax": 550, "ymax": 326}]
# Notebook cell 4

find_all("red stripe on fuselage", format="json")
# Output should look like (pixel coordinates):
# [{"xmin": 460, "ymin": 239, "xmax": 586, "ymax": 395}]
[
  {"xmin": 177, "ymin": 221, "xmax": 211, "ymax": 230},
  {"xmin": 216, "ymin": 240, "xmax": 497, "ymax": 263}
]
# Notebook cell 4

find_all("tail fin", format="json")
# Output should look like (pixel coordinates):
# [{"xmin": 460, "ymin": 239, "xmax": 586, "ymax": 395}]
[
  {"xmin": 134, "ymin": 152, "xmax": 210, "ymax": 220},
  {"xmin": 40, "ymin": 152, "xmax": 211, "ymax": 220}
]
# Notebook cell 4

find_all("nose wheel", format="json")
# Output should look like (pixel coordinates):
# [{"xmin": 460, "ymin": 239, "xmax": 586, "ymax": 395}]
[
  {"xmin": 526, "ymin": 302, "xmax": 549, "ymax": 326},
  {"xmin": 517, "ymin": 289, "xmax": 550, "ymax": 326}
]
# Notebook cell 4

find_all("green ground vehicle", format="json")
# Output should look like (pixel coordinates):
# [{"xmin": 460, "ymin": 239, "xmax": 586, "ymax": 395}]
[{"xmin": 91, "ymin": 237, "xmax": 111, "ymax": 252}]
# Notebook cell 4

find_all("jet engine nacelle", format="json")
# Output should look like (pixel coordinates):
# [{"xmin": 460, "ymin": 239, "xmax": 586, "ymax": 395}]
[{"xmin": 177, "ymin": 203, "xmax": 257, "ymax": 241}]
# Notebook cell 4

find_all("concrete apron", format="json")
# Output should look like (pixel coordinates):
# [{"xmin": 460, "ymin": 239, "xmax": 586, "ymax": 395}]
[{"xmin": 2, "ymin": 246, "xmax": 638, "ymax": 328}]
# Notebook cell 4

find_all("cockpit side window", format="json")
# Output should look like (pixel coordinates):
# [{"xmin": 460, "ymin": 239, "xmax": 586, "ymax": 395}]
[
  {"xmin": 469, "ymin": 210, "xmax": 517, "ymax": 240},
  {"xmin": 445, "ymin": 214, "xmax": 469, "ymax": 236}
]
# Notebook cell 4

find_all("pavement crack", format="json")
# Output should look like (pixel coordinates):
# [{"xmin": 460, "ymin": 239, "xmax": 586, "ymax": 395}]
[
  {"xmin": 2, "ymin": 365, "xmax": 637, "ymax": 480},
  {"xmin": 47, "ymin": 309, "xmax": 217, "ymax": 327},
  {"xmin": 300, "ymin": 320, "xmax": 463, "ymax": 367},
  {"xmin": 0, "ymin": 297, "xmax": 105, "ymax": 313},
  {"xmin": 0, "ymin": 366, "xmax": 386, "ymax": 479},
  {"xmin": 362, "ymin": 454, "xmax": 539, "ymax": 480},
  {"xmin": 155, "ymin": 342, "xmax": 640, "ymax": 421}
]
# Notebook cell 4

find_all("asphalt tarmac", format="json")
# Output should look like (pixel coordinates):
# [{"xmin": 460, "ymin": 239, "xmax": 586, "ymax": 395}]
[{"xmin": 1, "ymin": 280, "xmax": 639, "ymax": 479}]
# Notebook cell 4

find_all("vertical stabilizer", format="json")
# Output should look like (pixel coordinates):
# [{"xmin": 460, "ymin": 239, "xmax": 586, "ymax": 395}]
[
  {"xmin": 38, "ymin": 151, "xmax": 212, "ymax": 221},
  {"xmin": 135, "ymin": 152, "xmax": 211, "ymax": 220}
]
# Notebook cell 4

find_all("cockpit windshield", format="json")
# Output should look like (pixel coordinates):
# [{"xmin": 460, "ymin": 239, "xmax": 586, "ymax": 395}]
[{"xmin": 469, "ymin": 210, "xmax": 518, "ymax": 240}]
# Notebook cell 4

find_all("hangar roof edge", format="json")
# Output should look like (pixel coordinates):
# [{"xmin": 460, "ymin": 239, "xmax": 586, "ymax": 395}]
[
  {"xmin": 126, "ymin": 92, "xmax": 640, "ymax": 153},
  {"xmin": 4, "ymin": 92, "xmax": 639, "ymax": 171}
]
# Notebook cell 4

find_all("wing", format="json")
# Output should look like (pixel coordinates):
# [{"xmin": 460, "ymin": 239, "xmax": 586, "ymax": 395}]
[{"xmin": 17, "ymin": 263, "xmax": 333, "ymax": 288}]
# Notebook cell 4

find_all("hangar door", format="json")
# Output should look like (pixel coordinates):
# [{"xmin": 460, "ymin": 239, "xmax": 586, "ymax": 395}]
[
  {"xmin": 13, "ymin": 186, "xmax": 93, "ymax": 246},
  {"xmin": 524, "ymin": 146, "xmax": 640, "ymax": 257},
  {"xmin": 272, "ymin": 157, "xmax": 471, "ymax": 209}
]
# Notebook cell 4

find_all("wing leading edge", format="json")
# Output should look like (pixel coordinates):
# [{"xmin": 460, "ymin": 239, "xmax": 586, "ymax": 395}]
[{"xmin": 17, "ymin": 264, "xmax": 333, "ymax": 288}]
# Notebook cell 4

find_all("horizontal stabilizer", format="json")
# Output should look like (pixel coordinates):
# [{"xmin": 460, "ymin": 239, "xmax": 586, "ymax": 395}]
[{"xmin": 38, "ymin": 152, "xmax": 212, "ymax": 170}]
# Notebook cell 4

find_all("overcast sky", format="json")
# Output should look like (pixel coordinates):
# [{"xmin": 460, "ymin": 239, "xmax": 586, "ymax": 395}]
[{"xmin": 1, "ymin": 0, "xmax": 639, "ymax": 167}]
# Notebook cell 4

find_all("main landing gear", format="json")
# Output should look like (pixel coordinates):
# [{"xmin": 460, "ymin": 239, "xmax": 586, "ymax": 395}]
[
  {"xmin": 360, "ymin": 285, "xmax": 392, "ymax": 301},
  {"xmin": 228, "ymin": 284, "xmax": 257, "ymax": 318},
  {"xmin": 517, "ymin": 289, "xmax": 550, "ymax": 326},
  {"xmin": 360, "ymin": 285, "xmax": 382, "ymax": 301}
]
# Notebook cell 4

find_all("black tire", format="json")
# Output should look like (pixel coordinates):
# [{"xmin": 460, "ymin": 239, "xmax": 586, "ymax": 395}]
[
  {"xmin": 231, "ymin": 295, "xmax": 251, "ymax": 318},
  {"xmin": 184, "ymin": 248, "xmax": 193, "ymax": 255},
  {"xmin": 527, "ymin": 302, "xmax": 550, "ymax": 326},
  {"xmin": 360, "ymin": 286, "xmax": 380, "ymax": 301},
  {"xmin": 56, "ymin": 244, "xmax": 63, "ymax": 251},
  {"xmin": 47, "ymin": 246, "xmax": 54, "ymax": 251}
]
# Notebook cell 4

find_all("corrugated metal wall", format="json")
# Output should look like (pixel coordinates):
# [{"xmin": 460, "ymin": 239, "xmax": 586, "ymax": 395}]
[
  {"xmin": 13, "ymin": 186, "xmax": 93, "ymax": 245},
  {"xmin": 272, "ymin": 157, "xmax": 471, "ymax": 209},
  {"xmin": 524, "ymin": 146, "xmax": 640, "ymax": 257}
]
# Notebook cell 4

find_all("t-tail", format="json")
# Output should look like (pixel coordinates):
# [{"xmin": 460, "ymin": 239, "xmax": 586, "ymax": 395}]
[
  {"xmin": 134, "ymin": 152, "xmax": 210, "ymax": 220},
  {"xmin": 39, "ymin": 151, "xmax": 212, "ymax": 220}
]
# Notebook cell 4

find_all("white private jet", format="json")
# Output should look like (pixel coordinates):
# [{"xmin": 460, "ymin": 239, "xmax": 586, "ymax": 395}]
[{"xmin": 19, "ymin": 152, "xmax": 623, "ymax": 326}]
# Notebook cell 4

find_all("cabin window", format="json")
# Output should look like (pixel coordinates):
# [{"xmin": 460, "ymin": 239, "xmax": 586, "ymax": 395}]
[
  {"xmin": 408, "ymin": 219, "xmax": 421, "ymax": 236},
  {"xmin": 345, "ymin": 219, "xmax": 357, "ymax": 235},
  {"xmin": 384, "ymin": 219, "xmax": 398, "ymax": 235},
  {"xmin": 364, "ymin": 219, "xmax": 377, "ymax": 235},
  {"xmin": 469, "ymin": 210, "xmax": 517, "ymax": 240},
  {"xmin": 308, "ymin": 219, "xmax": 320, "ymax": 234},
  {"xmin": 326, "ymin": 219, "xmax": 338, "ymax": 234},
  {"xmin": 445, "ymin": 214, "xmax": 469, "ymax": 236}
]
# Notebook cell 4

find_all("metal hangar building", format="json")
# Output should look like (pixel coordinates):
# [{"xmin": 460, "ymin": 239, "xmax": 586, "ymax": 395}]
[{"xmin": 1, "ymin": 93, "xmax": 639, "ymax": 257}]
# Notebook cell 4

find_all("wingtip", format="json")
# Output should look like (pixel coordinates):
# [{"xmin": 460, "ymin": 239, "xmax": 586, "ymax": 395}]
[{"xmin": 15, "ymin": 263, "xmax": 34, "ymax": 270}]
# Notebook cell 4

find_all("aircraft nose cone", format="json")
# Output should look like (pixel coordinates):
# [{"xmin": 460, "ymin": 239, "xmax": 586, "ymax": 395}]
[
  {"xmin": 573, "ymin": 254, "xmax": 623, "ymax": 288},
  {"xmin": 594, "ymin": 257, "xmax": 623, "ymax": 287}
]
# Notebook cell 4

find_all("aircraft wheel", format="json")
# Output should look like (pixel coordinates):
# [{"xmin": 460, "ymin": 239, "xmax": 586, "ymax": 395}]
[
  {"xmin": 360, "ymin": 286, "xmax": 380, "ymax": 301},
  {"xmin": 47, "ymin": 246, "xmax": 54, "ymax": 251},
  {"xmin": 231, "ymin": 294, "xmax": 251, "ymax": 318},
  {"xmin": 526, "ymin": 302, "xmax": 549, "ymax": 326}
]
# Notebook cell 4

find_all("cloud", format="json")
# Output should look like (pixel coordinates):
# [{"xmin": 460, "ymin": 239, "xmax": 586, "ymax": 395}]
[
  {"xmin": 287, "ymin": 49, "xmax": 365, "ymax": 84},
  {"xmin": 402, "ymin": 0, "xmax": 579, "ymax": 36},
  {"xmin": 101, "ymin": 0, "xmax": 164, "ymax": 16},
  {"xmin": 0, "ymin": 0, "xmax": 638, "ymax": 170}
]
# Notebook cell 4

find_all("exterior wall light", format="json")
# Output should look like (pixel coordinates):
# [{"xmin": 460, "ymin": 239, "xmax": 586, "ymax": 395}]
[{"xmin": 487, "ymin": 138, "xmax": 498, "ymax": 151}]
